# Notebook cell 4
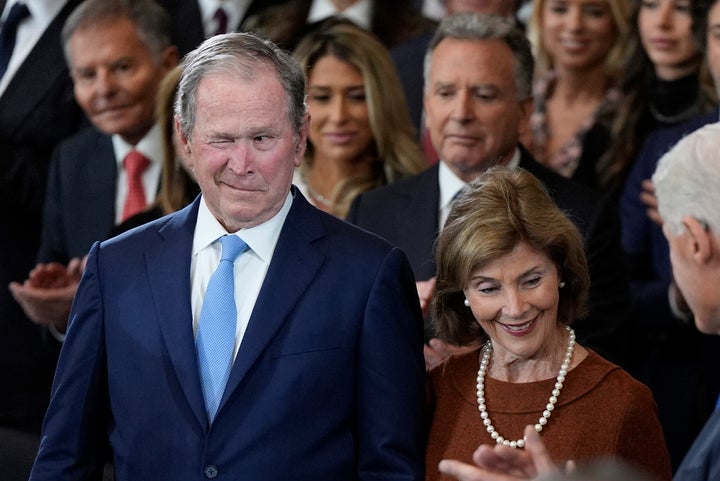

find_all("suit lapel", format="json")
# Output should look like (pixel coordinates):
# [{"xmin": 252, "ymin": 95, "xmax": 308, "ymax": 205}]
[
  {"xmin": 397, "ymin": 165, "xmax": 441, "ymax": 280},
  {"xmin": 147, "ymin": 199, "xmax": 208, "ymax": 427},
  {"xmin": 220, "ymin": 193, "xmax": 325, "ymax": 408}
]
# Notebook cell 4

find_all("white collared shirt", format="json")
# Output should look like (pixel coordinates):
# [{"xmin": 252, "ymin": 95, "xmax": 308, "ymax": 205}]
[
  {"xmin": 112, "ymin": 124, "xmax": 164, "ymax": 224},
  {"xmin": 190, "ymin": 192, "xmax": 293, "ymax": 360},
  {"xmin": 307, "ymin": 0, "xmax": 371, "ymax": 29},
  {"xmin": 197, "ymin": 0, "xmax": 252, "ymax": 36},
  {"xmin": 0, "ymin": 0, "xmax": 67, "ymax": 96},
  {"xmin": 438, "ymin": 147, "xmax": 521, "ymax": 229}
]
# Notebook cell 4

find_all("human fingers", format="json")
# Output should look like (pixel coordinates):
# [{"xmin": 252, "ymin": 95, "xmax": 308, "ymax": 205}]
[{"xmin": 523, "ymin": 426, "xmax": 558, "ymax": 476}]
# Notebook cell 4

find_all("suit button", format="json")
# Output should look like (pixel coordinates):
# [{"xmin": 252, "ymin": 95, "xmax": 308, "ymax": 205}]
[{"xmin": 204, "ymin": 465, "xmax": 218, "ymax": 479}]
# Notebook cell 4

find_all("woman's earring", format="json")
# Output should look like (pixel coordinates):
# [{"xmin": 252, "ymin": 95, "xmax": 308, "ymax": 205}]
[
  {"xmin": 464, "ymin": 298, "xmax": 470, "ymax": 307},
  {"xmin": 559, "ymin": 281, "xmax": 566, "ymax": 288}
]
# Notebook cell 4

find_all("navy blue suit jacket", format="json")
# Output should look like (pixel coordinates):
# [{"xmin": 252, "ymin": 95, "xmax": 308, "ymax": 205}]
[
  {"xmin": 30, "ymin": 192, "xmax": 426, "ymax": 481},
  {"xmin": 347, "ymin": 147, "xmax": 631, "ymax": 364},
  {"xmin": 39, "ymin": 126, "xmax": 117, "ymax": 264},
  {"xmin": 620, "ymin": 111, "xmax": 717, "ymax": 326},
  {"xmin": 674, "ymin": 407, "xmax": 720, "ymax": 481}
]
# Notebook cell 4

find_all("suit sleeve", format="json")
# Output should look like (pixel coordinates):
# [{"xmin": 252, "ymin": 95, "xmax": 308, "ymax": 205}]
[
  {"xmin": 356, "ymin": 247, "xmax": 426, "ymax": 481},
  {"xmin": 29, "ymin": 241, "xmax": 110, "ymax": 481}
]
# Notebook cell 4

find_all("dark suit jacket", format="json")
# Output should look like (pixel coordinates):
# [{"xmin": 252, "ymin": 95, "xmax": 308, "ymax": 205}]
[
  {"xmin": 621, "ymin": 111, "xmax": 717, "ymax": 327},
  {"xmin": 30, "ymin": 192, "xmax": 426, "ymax": 481},
  {"xmin": 0, "ymin": 0, "xmax": 85, "ymax": 434},
  {"xmin": 158, "ymin": 0, "xmax": 285, "ymax": 57},
  {"xmin": 620, "ymin": 111, "xmax": 720, "ymax": 470},
  {"xmin": 347, "ymin": 146, "xmax": 631, "ymax": 364},
  {"xmin": 38, "ymin": 127, "xmax": 117, "ymax": 264},
  {"xmin": 389, "ymin": 32, "xmax": 432, "ymax": 136}
]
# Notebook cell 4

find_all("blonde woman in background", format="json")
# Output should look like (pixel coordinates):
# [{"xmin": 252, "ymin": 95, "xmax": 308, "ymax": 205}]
[
  {"xmin": 524, "ymin": 0, "xmax": 631, "ymax": 194},
  {"xmin": 293, "ymin": 19, "xmax": 425, "ymax": 218}
]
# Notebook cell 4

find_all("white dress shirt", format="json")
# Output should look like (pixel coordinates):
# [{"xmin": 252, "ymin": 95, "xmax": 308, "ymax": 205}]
[
  {"xmin": 438, "ymin": 147, "xmax": 521, "ymax": 229},
  {"xmin": 112, "ymin": 123, "xmax": 164, "ymax": 224},
  {"xmin": 307, "ymin": 0, "xmax": 371, "ymax": 29},
  {"xmin": 191, "ymin": 192, "xmax": 293, "ymax": 360},
  {"xmin": 198, "ymin": 0, "xmax": 253, "ymax": 36},
  {"xmin": 0, "ymin": 0, "xmax": 67, "ymax": 96}
]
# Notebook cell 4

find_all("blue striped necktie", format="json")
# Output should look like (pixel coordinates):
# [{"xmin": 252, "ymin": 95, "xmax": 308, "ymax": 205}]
[{"xmin": 196, "ymin": 234, "xmax": 247, "ymax": 422}]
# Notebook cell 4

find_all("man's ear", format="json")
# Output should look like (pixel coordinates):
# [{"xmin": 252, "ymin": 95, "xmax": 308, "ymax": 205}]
[
  {"xmin": 683, "ymin": 216, "xmax": 713, "ymax": 264},
  {"xmin": 517, "ymin": 96, "xmax": 534, "ymax": 139},
  {"xmin": 294, "ymin": 113, "xmax": 310, "ymax": 167},
  {"xmin": 175, "ymin": 117, "xmax": 193, "ymax": 168}
]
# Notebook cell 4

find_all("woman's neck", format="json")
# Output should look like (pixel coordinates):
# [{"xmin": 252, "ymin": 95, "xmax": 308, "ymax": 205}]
[
  {"xmin": 552, "ymin": 65, "xmax": 610, "ymax": 105},
  {"xmin": 305, "ymin": 153, "xmax": 373, "ymax": 205},
  {"xmin": 487, "ymin": 328, "xmax": 588, "ymax": 383}
]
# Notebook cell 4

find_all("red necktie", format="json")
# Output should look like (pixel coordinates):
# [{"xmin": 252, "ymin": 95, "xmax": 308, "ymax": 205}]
[
  {"xmin": 213, "ymin": 7, "xmax": 228, "ymax": 35},
  {"xmin": 122, "ymin": 150, "xmax": 150, "ymax": 221}
]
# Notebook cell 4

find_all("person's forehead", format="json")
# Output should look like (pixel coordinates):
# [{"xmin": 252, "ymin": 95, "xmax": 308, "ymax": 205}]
[{"xmin": 429, "ymin": 38, "xmax": 516, "ymax": 84}]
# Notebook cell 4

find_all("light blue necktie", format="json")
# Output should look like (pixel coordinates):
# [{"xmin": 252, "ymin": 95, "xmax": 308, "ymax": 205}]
[{"xmin": 196, "ymin": 234, "xmax": 247, "ymax": 422}]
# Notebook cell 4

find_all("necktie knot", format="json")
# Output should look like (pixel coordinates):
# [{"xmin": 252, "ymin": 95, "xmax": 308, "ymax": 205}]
[
  {"xmin": 123, "ymin": 149, "xmax": 150, "ymax": 176},
  {"xmin": 213, "ymin": 7, "xmax": 228, "ymax": 35},
  {"xmin": 219, "ymin": 234, "xmax": 247, "ymax": 262},
  {"xmin": 0, "ymin": 2, "xmax": 31, "ymax": 79},
  {"xmin": 2, "ymin": 2, "xmax": 29, "ymax": 28}
]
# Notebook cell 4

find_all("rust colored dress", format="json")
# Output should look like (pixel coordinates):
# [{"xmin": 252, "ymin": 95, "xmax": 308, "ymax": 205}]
[{"xmin": 426, "ymin": 349, "xmax": 671, "ymax": 481}]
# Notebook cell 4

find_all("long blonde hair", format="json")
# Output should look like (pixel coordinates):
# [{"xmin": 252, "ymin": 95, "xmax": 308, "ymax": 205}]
[
  {"xmin": 294, "ymin": 19, "xmax": 425, "ymax": 217},
  {"xmin": 528, "ymin": 0, "xmax": 632, "ymax": 83}
]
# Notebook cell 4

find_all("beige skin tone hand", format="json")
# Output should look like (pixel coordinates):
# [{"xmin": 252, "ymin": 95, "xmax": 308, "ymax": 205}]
[
  {"xmin": 640, "ymin": 179, "xmax": 662, "ymax": 227},
  {"xmin": 438, "ymin": 425, "xmax": 568, "ymax": 481},
  {"xmin": 9, "ymin": 256, "xmax": 87, "ymax": 332}
]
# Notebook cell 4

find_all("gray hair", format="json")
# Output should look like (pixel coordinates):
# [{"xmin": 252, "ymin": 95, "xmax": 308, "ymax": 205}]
[
  {"xmin": 62, "ymin": 0, "xmax": 172, "ymax": 64},
  {"xmin": 175, "ymin": 32, "xmax": 307, "ymax": 141},
  {"xmin": 653, "ymin": 122, "xmax": 720, "ymax": 236},
  {"xmin": 423, "ymin": 13, "xmax": 534, "ymax": 100}
]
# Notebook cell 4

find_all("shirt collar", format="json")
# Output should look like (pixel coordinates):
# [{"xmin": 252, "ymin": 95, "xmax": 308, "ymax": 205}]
[
  {"xmin": 193, "ymin": 191, "xmax": 294, "ymax": 265},
  {"xmin": 2, "ymin": 0, "xmax": 66, "ymax": 25},
  {"xmin": 197, "ymin": 0, "xmax": 252, "ymax": 35},
  {"xmin": 307, "ymin": 0, "xmax": 371, "ymax": 29},
  {"xmin": 439, "ymin": 147, "xmax": 521, "ymax": 208},
  {"xmin": 112, "ymin": 123, "xmax": 164, "ymax": 168}
]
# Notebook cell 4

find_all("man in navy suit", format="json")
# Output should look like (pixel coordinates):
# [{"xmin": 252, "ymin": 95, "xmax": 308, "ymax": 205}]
[
  {"xmin": 347, "ymin": 13, "xmax": 630, "ymax": 368},
  {"xmin": 29, "ymin": 32, "xmax": 426, "ymax": 481},
  {"xmin": 9, "ymin": 0, "xmax": 178, "ymax": 335}
]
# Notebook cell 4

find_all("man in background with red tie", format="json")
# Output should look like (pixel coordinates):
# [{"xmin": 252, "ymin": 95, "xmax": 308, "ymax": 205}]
[{"xmin": 9, "ymin": 0, "xmax": 178, "ymax": 337}]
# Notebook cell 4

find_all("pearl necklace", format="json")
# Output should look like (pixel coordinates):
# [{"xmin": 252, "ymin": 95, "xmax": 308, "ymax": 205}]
[{"xmin": 476, "ymin": 326, "xmax": 575, "ymax": 449}]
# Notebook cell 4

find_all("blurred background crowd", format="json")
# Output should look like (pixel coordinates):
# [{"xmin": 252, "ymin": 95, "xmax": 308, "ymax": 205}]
[{"xmin": 2, "ymin": 0, "xmax": 719, "ymax": 479}]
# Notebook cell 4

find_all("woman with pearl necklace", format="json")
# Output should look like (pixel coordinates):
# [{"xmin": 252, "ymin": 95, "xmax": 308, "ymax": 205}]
[{"xmin": 425, "ymin": 168, "xmax": 671, "ymax": 481}]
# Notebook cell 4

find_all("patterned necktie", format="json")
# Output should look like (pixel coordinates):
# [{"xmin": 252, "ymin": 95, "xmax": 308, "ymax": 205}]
[
  {"xmin": 213, "ymin": 7, "xmax": 228, "ymax": 35},
  {"xmin": 0, "ymin": 2, "xmax": 31, "ymax": 80},
  {"xmin": 196, "ymin": 235, "xmax": 248, "ymax": 422},
  {"xmin": 121, "ymin": 150, "xmax": 150, "ymax": 222}
]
